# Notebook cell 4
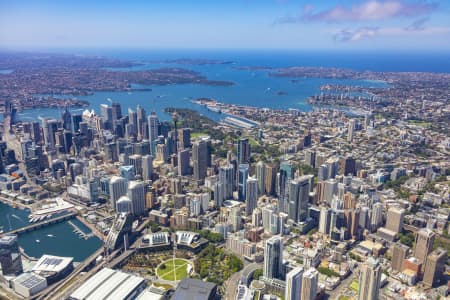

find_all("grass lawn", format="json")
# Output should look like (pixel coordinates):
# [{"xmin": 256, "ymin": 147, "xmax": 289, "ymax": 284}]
[
  {"xmin": 349, "ymin": 280, "xmax": 359, "ymax": 292},
  {"xmin": 156, "ymin": 258, "xmax": 191, "ymax": 281},
  {"xmin": 191, "ymin": 132, "xmax": 209, "ymax": 138}
]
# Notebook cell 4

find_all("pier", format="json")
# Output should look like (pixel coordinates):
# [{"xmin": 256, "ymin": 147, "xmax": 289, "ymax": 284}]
[
  {"xmin": 5, "ymin": 212, "xmax": 77, "ymax": 235},
  {"xmin": 68, "ymin": 220, "xmax": 95, "ymax": 240}
]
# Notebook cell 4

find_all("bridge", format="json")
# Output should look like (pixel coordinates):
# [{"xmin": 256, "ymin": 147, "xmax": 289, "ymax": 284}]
[{"xmin": 6, "ymin": 212, "xmax": 77, "ymax": 235}]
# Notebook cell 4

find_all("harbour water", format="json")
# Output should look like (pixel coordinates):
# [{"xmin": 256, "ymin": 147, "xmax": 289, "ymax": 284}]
[
  {"xmin": 8, "ymin": 58, "xmax": 388, "ymax": 122},
  {"xmin": 0, "ymin": 202, "xmax": 102, "ymax": 262}
]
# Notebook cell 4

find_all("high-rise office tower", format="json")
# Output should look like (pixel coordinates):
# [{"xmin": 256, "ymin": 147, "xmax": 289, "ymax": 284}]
[
  {"xmin": 0, "ymin": 235, "xmax": 23, "ymax": 276},
  {"xmin": 358, "ymin": 257, "xmax": 382, "ymax": 300},
  {"xmin": 301, "ymin": 268, "xmax": 319, "ymax": 300},
  {"xmin": 391, "ymin": 243, "xmax": 409, "ymax": 272},
  {"xmin": 178, "ymin": 128, "xmax": 191, "ymax": 150},
  {"xmin": 136, "ymin": 105, "xmax": 146, "ymax": 139},
  {"xmin": 119, "ymin": 165, "xmax": 135, "ymax": 181},
  {"xmin": 177, "ymin": 149, "xmax": 190, "ymax": 176},
  {"xmin": 285, "ymin": 267, "xmax": 304, "ymax": 300},
  {"xmin": 219, "ymin": 164, "xmax": 235, "ymax": 200},
  {"xmin": 279, "ymin": 161, "xmax": 295, "ymax": 211},
  {"xmin": 148, "ymin": 112, "xmax": 159, "ymax": 147},
  {"xmin": 142, "ymin": 155, "xmax": 153, "ymax": 181},
  {"xmin": 370, "ymin": 202, "xmax": 383, "ymax": 232},
  {"xmin": 128, "ymin": 180, "xmax": 146, "ymax": 216},
  {"xmin": 128, "ymin": 108, "xmax": 138, "ymax": 135},
  {"xmin": 109, "ymin": 176, "xmax": 127, "ymax": 209},
  {"xmin": 72, "ymin": 114, "xmax": 82, "ymax": 133},
  {"xmin": 423, "ymin": 248, "xmax": 447, "ymax": 287},
  {"xmin": 100, "ymin": 104, "xmax": 113, "ymax": 130},
  {"xmin": 62, "ymin": 107, "xmax": 72, "ymax": 132},
  {"xmin": 128, "ymin": 154, "xmax": 143, "ymax": 177},
  {"xmin": 265, "ymin": 164, "xmax": 277, "ymax": 196},
  {"xmin": 385, "ymin": 207, "xmax": 405, "ymax": 234},
  {"xmin": 111, "ymin": 102, "xmax": 122, "ymax": 122},
  {"xmin": 238, "ymin": 164, "xmax": 249, "ymax": 201},
  {"xmin": 245, "ymin": 177, "xmax": 258, "ymax": 215},
  {"xmin": 229, "ymin": 206, "xmax": 242, "ymax": 232},
  {"xmin": 263, "ymin": 235, "xmax": 283, "ymax": 279},
  {"xmin": 288, "ymin": 176, "xmax": 310, "ymax": 223},
  {"xmin": 347, "ymin": 119, "xmax": 356, "ymax": 142},
  {"xmin": 319, "ymin": 206, "xmax": 331, "ymax": 235},
  {"xmin": 413, "ymin": 228, "xmax": 435, "ymax": 263},
  {"xmin": 305, "ymin": 149, "xmax": 316, "ymax": 168},
  {"xmin": 255, "ymin": 161, "xmax": 265, "ymax": 195},
  {"xmin": 237, "ymin": 138, "xmax": 251, "ymax": 164},
  {"xmin": 192, "ymin": 139, "xmax": 209, "ymax": 181}
]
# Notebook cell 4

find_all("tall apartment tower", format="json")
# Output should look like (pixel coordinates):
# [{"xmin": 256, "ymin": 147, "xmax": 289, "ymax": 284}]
[
  {"xmin": 358, "ymin": 257, "xmax": 382, "ymax": 300},
  {"xmin": 301, "ymin": 268, "xmax": 319, "ymax": 300},
  {"xmin": 263, "ymin": 236, "xmax": 283, "ymax": 279},
  {"xmin": 413, "ymin": 228, "xmax": 435, "ymax": 263},
  {"xmin": 423, "ymin": 248, "xmax": 447, "ymax": 287},
  {"xmin": 285, "ymin": 267, "xmax": 304, "ymax": 300},
  {"xmin": 385, "ymin": 207, "xmax": 405, "ymax": 233}
]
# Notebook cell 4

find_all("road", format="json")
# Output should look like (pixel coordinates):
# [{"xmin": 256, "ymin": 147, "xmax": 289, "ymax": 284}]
[{"xmin": 223, "ymin": 262, "xmax": 261, "ymax": 300}]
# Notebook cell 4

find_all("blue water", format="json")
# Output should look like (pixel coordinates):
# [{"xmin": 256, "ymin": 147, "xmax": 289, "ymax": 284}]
[
  {"xmin": 0, "ymin": 202, "xmax": 102, "ymax": 262},
  {"xmin": 7, "ymin": 50, "xmax": 401, "ymax": 122}
]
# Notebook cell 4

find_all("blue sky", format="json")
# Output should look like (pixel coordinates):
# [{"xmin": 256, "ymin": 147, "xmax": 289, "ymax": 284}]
[{"xmin": 0, "ymin": 0, "xmax": 449, "ymax": 51}]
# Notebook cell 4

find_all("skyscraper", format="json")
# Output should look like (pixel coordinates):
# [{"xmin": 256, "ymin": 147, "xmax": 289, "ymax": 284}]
[
  {"xmin": 237, "ymin": 138, "xmax": 251, "ymax": 164},
  {"xmin": 142, "ymin": 155, "xmax": 153, "ymax": 181},
  {"xmin": 192, "ymin": 139, "xmax": 209, "ymax": 181},
  {"xmin": 301, "ymin": 268, "xmax": 319, "ymax": 300},
  {"xmin": 358, "ymin": 257, "xmax": 381, "ymax": 300},
  {"xmin": 423, "ymin": 248, "xmax": 447, "ymax": 287},
  {"xmin": 347, "ymin": 119, "xmax": 356, "ymax": 142},
  {"xmin": 245, "ymin": 177, "xmax": 258, "ymax": 215},
  {"xmin": 177, "ymin": 149, "xmax": 190, "ymax": 176},
  {"xmin": 62, "ymin": 107, "xmax": 72, "ymax": 132},
  {"xmin": 385, "ymin": 207, "xmax": 405, "ymax": 234},
  {"xmin": 128, "ymin": 180, "xmax": 146, "ymax": 216},
  {"xmin": 109, "ymin": 176, "xmax": 127, "ymax": 209},
  {"xmin": 285, "ymin": 267, "xmax": 304, "ymax": 300},
  {"xmin": 219, "ymin": 164, "xmax": 234, "ymax": 200},
  {"xmin": 100, "ymin": 104, "xmax": 113, "ymax": 130},
  {"xmin": 0, "ymin": 234, "xmax": 23, "ymax": 276},
  {"xmin": 111, "ymin": 102, "xmax": 122, "ymax": 122},
  {"xmin": 391, "ymin": 243, "xmax": 409, "ymax": 272},
  {"xmin": 238, "ymin": 164, "xmax": 249, "ymax": 201},
  {"xmin": 288, "ymin": 176, "xmax": 310, "ymax": 223},
  {"xmin": 265, "ymin": 164, "xmax": 277, "ymax": 195},
  {"xmin": 413, "ymin": 228, "xmax": 435, "ymax": 263},
  {"xmin": 148, "ymin": 112, "xmax": 159, "ymax": 147},
  {"xmin": 136, "ymin": 105, "xmax": 146, "ymax": 139},
  {"xmin": 255, "ymin": 161, "xmax": 265, "ymax": 195},
  {"xmin": 263, "ymin": 236, "xmax": 283, "ymax": 279}
]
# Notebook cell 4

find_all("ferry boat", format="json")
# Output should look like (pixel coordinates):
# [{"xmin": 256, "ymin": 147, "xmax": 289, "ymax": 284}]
[{"xmin": 207, "ymin": 106, "xmax": 221, "ymax": 113}]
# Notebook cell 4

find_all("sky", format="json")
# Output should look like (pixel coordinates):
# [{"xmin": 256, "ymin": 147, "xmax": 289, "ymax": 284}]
[{"xmin": 0, "ymin": 0, "xmax": 449, "ymax": 51}]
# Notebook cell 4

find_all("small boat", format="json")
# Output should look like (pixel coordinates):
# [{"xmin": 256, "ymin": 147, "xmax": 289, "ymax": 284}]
[
  {"xmin": 35, "ymin": 240, "xmax": 40, "ymax": 243},
  {"xmin": 47, "ymin": 234, "xmax": 54, "ymax": 238}
]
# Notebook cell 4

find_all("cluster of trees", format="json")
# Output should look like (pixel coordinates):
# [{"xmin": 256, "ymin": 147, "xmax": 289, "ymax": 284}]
[
  {"xmin": 194, "ymin": 245, "xmax": 243, "ymax": 285},
  {"xmin": 317, "ymin": 266, "xmax": 340, "ymax": 278},
  {"xmin": 195, "ymin": 229, "xmax": 224, "ymax": 243}
]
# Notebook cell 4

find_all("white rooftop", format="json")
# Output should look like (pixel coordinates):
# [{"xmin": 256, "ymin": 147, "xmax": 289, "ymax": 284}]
[{"xmin": 32, "ymin": 254, "xmax": 73, "ymax": 274}]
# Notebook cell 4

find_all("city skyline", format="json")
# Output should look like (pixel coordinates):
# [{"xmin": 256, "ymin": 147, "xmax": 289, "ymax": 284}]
[{"xmin": 1, "ymin": 0, "xmax": 450, "ymax": 51}]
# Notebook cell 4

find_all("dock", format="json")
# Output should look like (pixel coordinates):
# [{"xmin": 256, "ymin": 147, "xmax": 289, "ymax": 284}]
[
  {"xmin": 68, "ymin": 220, "xmax": 94, "ymax": 240},
  {"xmin": 5, "ymin": 212, "xmax": 77, "ymax": 235}
]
